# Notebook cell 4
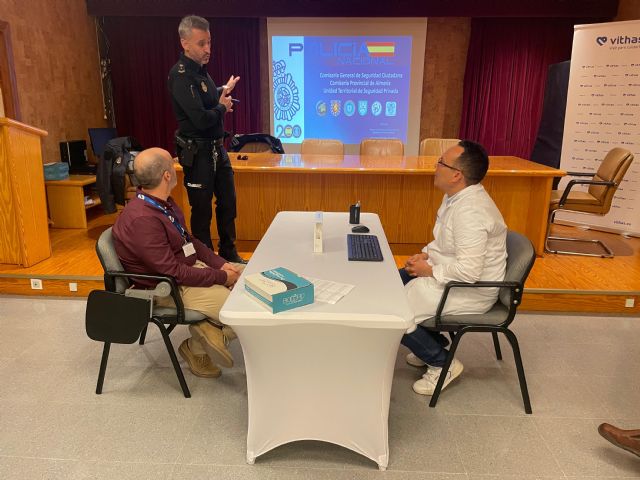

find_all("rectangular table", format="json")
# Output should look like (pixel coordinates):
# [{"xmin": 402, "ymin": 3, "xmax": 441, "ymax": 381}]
[{"xmin": 220, "ymin": 211, "xmax": 414, "ymax": 470}]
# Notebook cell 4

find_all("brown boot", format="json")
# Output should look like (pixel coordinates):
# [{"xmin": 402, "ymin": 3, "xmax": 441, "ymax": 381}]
[
  {"xmin": 598, "ymin": 423, "xmax": 640, "ymax": 457},
  {"xmin": 178, "ymin": 339, "xmax": 221, "ymax": 378},
  {"xmin": 190, "ymin": 322, "xmax": 234, "ymax": 368}
]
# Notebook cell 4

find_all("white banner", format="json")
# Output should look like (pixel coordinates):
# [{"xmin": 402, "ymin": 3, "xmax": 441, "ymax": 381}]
[{"xmin": 559, "ymin": 20, "xmax": 640, "ymax": 236}]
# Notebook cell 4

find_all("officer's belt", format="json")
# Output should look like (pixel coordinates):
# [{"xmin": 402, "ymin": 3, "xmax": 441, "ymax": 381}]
[{"xmin": 188, "ymin": 137, "xmax": 224, "ymax": 148}]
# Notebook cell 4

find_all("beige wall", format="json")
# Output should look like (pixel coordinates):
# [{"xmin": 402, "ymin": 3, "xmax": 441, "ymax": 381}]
[
  {"xmin": 1, "ymin": 0, "xmax": 106, "ymax": 163},
  {"xmin": 616, "ymin": 0, "xmax": 640, "ymax": 20}
]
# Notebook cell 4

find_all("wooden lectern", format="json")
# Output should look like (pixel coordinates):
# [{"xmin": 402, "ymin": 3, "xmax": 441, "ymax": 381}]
[{"xmin": 0, "ymin": 117, "xmax": 50, "ymax": 266}]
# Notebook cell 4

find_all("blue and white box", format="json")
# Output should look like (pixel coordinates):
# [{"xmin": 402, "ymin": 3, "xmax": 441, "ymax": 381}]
[{"xmin": 244, "ymin": 267, "xmax": 314, "ymax": 313}]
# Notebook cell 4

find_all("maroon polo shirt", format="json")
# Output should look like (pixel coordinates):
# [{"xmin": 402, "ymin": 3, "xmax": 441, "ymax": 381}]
[{"xmin": 112, "ymin": 190, "xmax": 227, "ymax": 288}]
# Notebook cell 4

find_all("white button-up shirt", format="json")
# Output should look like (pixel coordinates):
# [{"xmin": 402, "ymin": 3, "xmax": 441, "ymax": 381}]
[{"xmin": 405, "ymin": 183, "xmax": 507, "ymax": 323}]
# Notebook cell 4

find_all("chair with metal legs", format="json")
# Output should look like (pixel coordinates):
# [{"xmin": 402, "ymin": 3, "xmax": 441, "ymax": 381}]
[
  {"xmin": 421, "ymin": 230, "xmax": 536, "ymax": 414},
  {"xmin": 85, "ymin": 227, "xmax": 207, "ymax": 398},
  {"xmin": 545, "ymin": 147, "xmax": 633, "ymax": 258}
]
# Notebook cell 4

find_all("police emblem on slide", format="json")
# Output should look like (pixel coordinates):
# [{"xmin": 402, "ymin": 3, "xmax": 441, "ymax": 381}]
[
  {"xmin": 272, "ymin": 60, "xmax": 300, "ymax": 121},
  {"xmin": 201, "ymin": 81, "xmax": 208, "ymax": 92}
]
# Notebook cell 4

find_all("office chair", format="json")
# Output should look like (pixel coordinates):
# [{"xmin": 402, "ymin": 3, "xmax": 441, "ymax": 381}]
[
  {"xmin": 421, "ymin": 230, "xmax": 536, "ymax": 414},
  {"xmin": 85, "ymin": 227, "xmax": 207, "ymax": 398},
  {"xmin": 359, "ymin": 138, "xmax": 404, "ymax": 156},
  {"xmin": 300, "ymin": 139, "xmax": 344, "ymax": 155},
  {"xmin": 544, "ymin": 147, "xmax": 634, "ymax": 258},
  {"xmin": 419, "ymin": 138, "xmax": 460, "ymax": 156}
]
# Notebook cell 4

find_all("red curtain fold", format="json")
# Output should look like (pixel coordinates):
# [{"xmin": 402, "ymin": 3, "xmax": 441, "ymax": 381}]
[
  {"xmin": 104, "ymin": 17, "xmax": 262, "ymax": 152},
  {"xmin": 459, "ymin": 18, "xmax": 576, "ymax": 158}
]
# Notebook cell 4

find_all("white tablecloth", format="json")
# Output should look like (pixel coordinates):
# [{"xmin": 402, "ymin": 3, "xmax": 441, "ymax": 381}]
[{"xmin": 220, "ymin": 211, "xmax": 414, "ymax": 469}]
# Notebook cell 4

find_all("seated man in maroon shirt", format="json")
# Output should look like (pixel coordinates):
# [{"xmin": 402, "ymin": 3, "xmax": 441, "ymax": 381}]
[{"xmin": 112, "ymin": 147, "xmax": 242, "ymax": 379}]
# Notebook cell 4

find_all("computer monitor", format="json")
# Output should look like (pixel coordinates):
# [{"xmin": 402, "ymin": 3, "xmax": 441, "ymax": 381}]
[{"xmin": 88, "ymin": 128, "xmax": 117, "ymax": 159}]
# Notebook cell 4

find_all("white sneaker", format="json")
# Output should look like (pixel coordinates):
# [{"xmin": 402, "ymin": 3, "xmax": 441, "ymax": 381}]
[
  {"xmin": 406, "ymin": 352, "xmax": 427, "ymax": 368},
  {"xmin": 412, "ymin": 358, "xmax": 464, "ymax": 396}
]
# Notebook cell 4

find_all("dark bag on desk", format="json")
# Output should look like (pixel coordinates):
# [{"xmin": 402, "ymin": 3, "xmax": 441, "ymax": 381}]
[
  {"xmin": 229, "ymin": 133, "xmax": 284, "ymax": 154},
  {"xmin": 97, "ymin": 136, "xmax": 143, "ymax": 213}
]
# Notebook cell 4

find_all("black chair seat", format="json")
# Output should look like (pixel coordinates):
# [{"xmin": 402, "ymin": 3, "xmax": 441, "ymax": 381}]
[{"xmin": 422, "ymin": 303, "xmax": 509, "ymax": 327}]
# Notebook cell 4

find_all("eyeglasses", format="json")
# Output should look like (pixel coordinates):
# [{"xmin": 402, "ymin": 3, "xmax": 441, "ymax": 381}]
[{"xmin": 437, "ymin": 159, "xmax": 462, "ymax": 172}]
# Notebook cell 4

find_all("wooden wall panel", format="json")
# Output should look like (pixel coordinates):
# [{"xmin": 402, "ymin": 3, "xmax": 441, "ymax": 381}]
[
  {"xmin": 521, "ymin": 293, "xmax": 640, "ymax": 315},
  {"xmin": 0, "ymin": 277, "xmax": 101, "ymax": 297},
  {"xmin": 0, "ymin": 0, "xmax": 107, "ymax": 164},
  {"xmin": 420, "ymin": 18, "xmax": 471, "ymax": 140}
]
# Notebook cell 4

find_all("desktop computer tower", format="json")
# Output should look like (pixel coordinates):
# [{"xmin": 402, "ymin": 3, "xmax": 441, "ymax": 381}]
[{"xmin": 60, "ymin": 140, "xmax": 95, "ymax": 174}]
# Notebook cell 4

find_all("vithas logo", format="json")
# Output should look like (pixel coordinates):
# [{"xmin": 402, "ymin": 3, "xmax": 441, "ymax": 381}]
[{"xmin": 597, "ymin": 35, "xmax": 640, "ymax": 46}]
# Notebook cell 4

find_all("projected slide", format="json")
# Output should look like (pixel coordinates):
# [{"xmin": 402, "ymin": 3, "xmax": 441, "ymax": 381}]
[{"xmin": 272, "ymin": 36, "xmax": 412, "ymax": 144}]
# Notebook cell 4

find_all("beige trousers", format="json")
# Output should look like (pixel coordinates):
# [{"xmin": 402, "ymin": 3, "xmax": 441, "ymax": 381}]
[{"xmin": 156, "ymin": 260, "xmax": 245, "ymax": 322}]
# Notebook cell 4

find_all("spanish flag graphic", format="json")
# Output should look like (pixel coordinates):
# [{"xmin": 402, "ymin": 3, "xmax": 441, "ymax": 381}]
[{"xmin": 366, "ymin": 42, "xmax": 396, "ymax": 57}]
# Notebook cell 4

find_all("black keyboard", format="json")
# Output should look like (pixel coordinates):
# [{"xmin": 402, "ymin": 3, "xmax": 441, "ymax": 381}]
[{"xmin": 347, "ymin": 234, "xmax": 383, "ymax": 262}]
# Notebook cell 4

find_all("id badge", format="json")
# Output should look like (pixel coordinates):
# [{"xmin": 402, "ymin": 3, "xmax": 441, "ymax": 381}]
[{"xmin": 182, "ymin": 242, "xmax": 196, "ymax": 257}]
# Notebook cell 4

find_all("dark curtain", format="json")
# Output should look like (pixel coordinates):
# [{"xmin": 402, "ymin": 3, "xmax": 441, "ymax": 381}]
[
  {"xmin": 458, "ymin": 18, "xmax": 575, "ymax": 157},
  {"xmin": 104, "ymin": 17, "xmax": 262, "ymax": 153}
]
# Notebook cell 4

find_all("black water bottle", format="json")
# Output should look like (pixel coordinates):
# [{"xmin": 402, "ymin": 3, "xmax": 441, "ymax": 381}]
[{"xmin": 349, "ymin": 201, "xmax": 361, "ymax": 224}]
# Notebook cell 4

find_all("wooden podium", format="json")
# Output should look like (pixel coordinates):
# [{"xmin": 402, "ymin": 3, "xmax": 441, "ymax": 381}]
[{"xmin": 0, "ymin": 117, "xmax": 50, "ymax": 266}]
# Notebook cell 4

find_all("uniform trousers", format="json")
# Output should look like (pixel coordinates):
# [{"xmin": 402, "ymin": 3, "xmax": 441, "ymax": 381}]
[{"xmin": 183, "ymin": 145, "xmax": 238, "ymax": 258}]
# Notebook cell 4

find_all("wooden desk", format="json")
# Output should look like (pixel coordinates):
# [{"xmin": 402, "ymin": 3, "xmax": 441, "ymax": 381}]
[
  {"xmin": 45, "ymin": 175, "xmax": 101, "ymax": 229},
  {"xmin": 174, "ymin": 154, "xmax": 564, "ymax": 255}
]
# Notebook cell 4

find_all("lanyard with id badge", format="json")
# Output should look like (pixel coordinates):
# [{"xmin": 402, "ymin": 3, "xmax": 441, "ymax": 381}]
[{"xmin": 138, "ymin": 193, "xmax": 196, "ymax": 257}]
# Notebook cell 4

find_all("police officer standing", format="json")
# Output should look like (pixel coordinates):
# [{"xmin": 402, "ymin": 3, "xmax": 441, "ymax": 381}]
[{"xmin": 168, "ymin": 15, "xmax": 245, "ymax": 263}]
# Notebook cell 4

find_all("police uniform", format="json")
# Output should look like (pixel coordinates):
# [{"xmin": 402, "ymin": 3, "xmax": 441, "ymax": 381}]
[{"xmin": 168, "ymin": 52, "xmax": 242, "ymax": 262}]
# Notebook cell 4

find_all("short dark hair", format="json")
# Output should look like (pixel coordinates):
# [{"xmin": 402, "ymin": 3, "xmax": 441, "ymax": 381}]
[
  {"xmin": 178, "ymin": 15, "xmax": 209, "ymax": 39},
  {"xmin": 455, "ymin": 140, "xmax": 489, "ymax": 185}
]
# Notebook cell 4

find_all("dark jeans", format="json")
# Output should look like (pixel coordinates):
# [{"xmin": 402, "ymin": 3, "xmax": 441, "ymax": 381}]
[
  {"xmin": 183, "ymin": 146, "xmax": 238, "ymax": 257},
  {"xmin": 399, "ymin": 267, "xmax": 448, "ymax": 368}
]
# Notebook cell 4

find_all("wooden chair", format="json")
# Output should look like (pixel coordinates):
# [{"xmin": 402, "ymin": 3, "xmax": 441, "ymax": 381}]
[
  {"xmin": 300, "ymin": 139, "xmax": 344, "ymax": 155},
  {"xmin": 545, "ymin": 147, "xmax": 634, "ymax": 257},
  {"xmin": 419, "ymin": 138, "xmax": 460, "ymax": 156},
  {"xmin": 359, "ymin": 138, "xmax": 404, "ymax": 156}
]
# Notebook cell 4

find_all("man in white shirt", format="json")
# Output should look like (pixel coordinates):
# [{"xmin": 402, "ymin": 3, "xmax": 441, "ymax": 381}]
[{"xmin": 400, "ymin": 140, "xmax": 507, "ymax": 396}]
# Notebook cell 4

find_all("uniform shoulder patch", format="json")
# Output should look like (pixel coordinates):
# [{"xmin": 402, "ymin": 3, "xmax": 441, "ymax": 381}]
[{"xmin": 178, "ymin": 63, "xmax": 185, "ymax": 73}]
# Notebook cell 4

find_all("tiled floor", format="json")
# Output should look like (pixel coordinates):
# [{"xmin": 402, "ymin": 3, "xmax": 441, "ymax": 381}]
[{"xmin": 0, "ymin": 295, "xmax": 639, "ymax": 479}]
